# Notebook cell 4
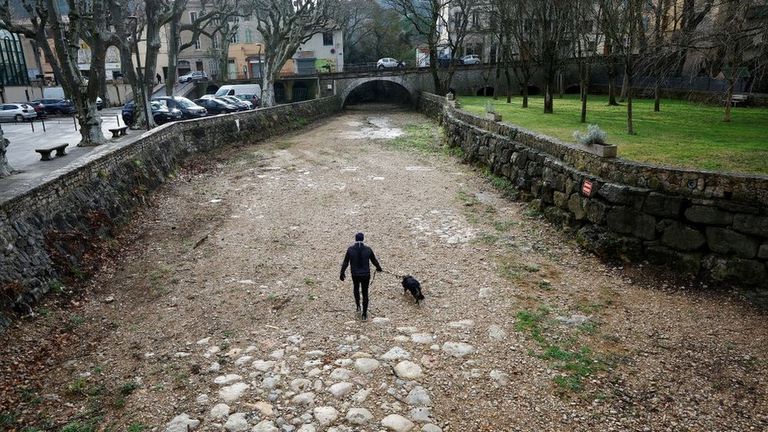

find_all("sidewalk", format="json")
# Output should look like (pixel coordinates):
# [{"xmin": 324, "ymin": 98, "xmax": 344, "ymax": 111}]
[{"xmin": 0, "ymin": 109, "xmax": 149, "ymax": 203}]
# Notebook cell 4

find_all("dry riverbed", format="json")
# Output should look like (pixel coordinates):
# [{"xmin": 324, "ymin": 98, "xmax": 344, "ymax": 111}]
[{"xmin": 1, "ymin": 104, "xmax": 766, "ymax": 432}]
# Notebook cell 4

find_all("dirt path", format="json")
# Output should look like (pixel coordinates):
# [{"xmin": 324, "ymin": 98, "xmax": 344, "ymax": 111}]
[{"xmin": 1, "ymin": 105, "xmax": 767, "ymax": 432}]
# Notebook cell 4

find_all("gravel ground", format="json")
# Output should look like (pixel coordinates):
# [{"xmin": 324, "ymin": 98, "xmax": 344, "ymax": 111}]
[{"xmin": 1, "ymin": 104, "xmax": 766, "ymax": 432}]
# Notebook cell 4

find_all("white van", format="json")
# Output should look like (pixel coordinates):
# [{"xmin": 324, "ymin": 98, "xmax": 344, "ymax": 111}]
[{"xmin": 215, "ymin": 84, "xmax": 262, "ymax": 106}]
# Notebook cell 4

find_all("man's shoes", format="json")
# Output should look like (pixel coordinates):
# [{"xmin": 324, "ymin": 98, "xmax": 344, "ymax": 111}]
[
  {"xmin": 356, "ymin": 305, "xmax": 361, "ymax": 315},
  {"xmin": 361, "ymin": 312, "xmax": 368, "ymax": 321}
]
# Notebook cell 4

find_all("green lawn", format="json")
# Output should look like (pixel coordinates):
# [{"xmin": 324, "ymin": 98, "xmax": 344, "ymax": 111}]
[{"xmin": 459, "ymin": 95, "xmax": 768, "ymax": 175}]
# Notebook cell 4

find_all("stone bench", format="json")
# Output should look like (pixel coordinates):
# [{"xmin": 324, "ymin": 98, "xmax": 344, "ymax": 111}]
[
  {"xmin": 108, "ymin": 126, "xmax": 128, "ymax": 138},
  {"xmin": 726, "ymin": 94, "xmax": 749, "ymax": 106},
  {"xmin": 35, "ymin": 143, "xmax": 68, "ymax": 161}
]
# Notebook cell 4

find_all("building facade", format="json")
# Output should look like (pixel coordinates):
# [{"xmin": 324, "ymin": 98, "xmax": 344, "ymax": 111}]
[{"xmin": 0, "ymin": 30, "xmax": 30, "ymax": 86}]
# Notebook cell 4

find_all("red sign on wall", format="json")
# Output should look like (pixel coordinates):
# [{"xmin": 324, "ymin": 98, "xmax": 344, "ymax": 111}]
[{"xmin": 582, "ymin": 180, "xmax": 593, "ymax": 197}]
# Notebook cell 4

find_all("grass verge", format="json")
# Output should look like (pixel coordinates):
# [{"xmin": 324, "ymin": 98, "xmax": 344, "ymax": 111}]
[{"xmin": 460, "ymin": 94, "xmax": 768, "ymax": 175}]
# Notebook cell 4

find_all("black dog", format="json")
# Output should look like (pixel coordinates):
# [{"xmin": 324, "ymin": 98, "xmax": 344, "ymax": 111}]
[{"xmin": 402, "ymin": 275, "xmax": 425, "ymax": 304}]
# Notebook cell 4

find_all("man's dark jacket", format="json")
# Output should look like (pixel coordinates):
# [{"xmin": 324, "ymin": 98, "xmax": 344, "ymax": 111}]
[{"xmin": 341, "ymin": 242, "xmax": 382, "ymax": 278}]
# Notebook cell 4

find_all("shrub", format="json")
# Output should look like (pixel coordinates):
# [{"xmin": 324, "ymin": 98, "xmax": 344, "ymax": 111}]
[{"xmin": 573, "ymin": 124, "xmax": 607, "ymax": 145}]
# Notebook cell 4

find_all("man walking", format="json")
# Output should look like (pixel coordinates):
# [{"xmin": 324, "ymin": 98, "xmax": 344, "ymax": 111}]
[{"xmin": 340, "ymin": 232, "xmax": 382, "ymax": 321}]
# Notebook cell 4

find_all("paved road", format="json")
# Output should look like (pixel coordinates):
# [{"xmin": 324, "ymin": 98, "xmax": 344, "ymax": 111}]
[
  {"xmin": 0, "ymin": 107, "xmax": 149, "ymax": 202},
  {"xmin": 1, "ymin": 108, "xmax": 129, "ymax": 171}
]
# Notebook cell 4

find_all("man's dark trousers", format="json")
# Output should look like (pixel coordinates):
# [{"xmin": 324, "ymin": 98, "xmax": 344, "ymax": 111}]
[{"xmin": 352, "ymin": 274, "xmax": 370, "ymax": 315}]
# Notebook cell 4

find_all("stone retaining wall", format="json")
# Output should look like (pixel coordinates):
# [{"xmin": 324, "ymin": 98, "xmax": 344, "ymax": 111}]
[
  {"xmin": 419, "ymin": 92, "xmax": 768, "ymax": 287},
  {"xmin": 0, "ymin": 97, "xmax": 341, "ymax": 327}
]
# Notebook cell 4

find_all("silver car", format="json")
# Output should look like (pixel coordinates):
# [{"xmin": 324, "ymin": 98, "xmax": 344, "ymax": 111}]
[{"xmin": 0, "ymin": 103, "xmax": 38, "ymax": 122}]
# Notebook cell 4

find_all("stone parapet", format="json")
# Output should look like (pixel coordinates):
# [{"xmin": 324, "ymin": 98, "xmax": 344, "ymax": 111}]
[{"xmin": 418, "ymin": 92, "xmax": 768, "ymax": 286}]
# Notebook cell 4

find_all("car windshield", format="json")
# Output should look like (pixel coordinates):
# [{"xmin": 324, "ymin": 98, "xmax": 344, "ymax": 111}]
[
  {"xmin": 174, "ymin": 97, "xmax": 197, "ymax": 108},
  {"xmin": 150, "ymin": 101, "xmax": 165, "ymax": 110}
]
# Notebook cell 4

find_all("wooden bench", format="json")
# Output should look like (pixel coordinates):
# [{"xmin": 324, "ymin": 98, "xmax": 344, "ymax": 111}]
[
  {"xmin": 35, "ymin": 143, "xmax": 68, "ymax": 161},
  {"xmin": 108, "ymin": 126, "xmax": 128, "ymax": 138},
  {"xmin": 726, "ymin": 94, "xmax": 749, "ymax": 106}
]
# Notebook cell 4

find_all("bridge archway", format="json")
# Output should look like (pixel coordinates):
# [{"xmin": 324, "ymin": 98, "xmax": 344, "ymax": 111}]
[{"xmin": 340, "ymin": 76, "xmax": 418, "ymax": 107}]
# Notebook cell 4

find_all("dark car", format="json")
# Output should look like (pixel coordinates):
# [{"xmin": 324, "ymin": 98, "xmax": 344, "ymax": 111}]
[
  {"xmin": 34, "ymin": 98, "xmax": 75, "ymax": 115},
  {"xmin": 153, "ymin": 96, "xmax": 207, "ymax": 120},
  {"xmin": 122, "ymin": 100, "xmax": 183, "ymax": 126},
  {"xmin": 218, "ymin": 95, "xmax": 252, "ymax": 111},
  {"xmin": 20, "ymin": 101, "xmax": 47, "ymax": 119},
  {"xmin": 194, "ymin": 98, "xmax": 239, "ymax": 115}
]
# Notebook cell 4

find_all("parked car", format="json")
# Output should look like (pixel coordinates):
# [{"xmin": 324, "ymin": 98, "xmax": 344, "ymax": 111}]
[
  {"xmin": 460, "ymin": 54, "xmax": 481, "ymax": 65},
  {"xmin": 234, "ymin": 94, "xmax": 261, "ymax": 108},
  {"xmin": 219, "ymin": 95, "xmax": 253, "ymax": 110},
  {"xmin": 152, "ymin": 96, "xmax": 208, "ymax": 119},
  {"xmin": 0, "ymin": 103, "xmax": 37, "ymax": 121},
  {"xmin": 34, "ymin": 98, "xmax": 75, "ymax": 115},
  {"xmin": 22, "ymin": 101, "xmax": 47, "ymax": 119},
  {"xmin": 178, "ymin": 71, "xmax": 208, "ymax": 83},
  {"xmin": 215, "ymin": 84, "xmax": 262, "ymax": 107},
  {"xmin": 122, "ymin": 100, "xmax": 183, "ymax": 126},
  {"xmin": 194, "ymin": 98, "xmax": 239, "ymax": 115},
  {"xmin": 377, "ymin": 58, "xmax": 405, "ymax": 69}
]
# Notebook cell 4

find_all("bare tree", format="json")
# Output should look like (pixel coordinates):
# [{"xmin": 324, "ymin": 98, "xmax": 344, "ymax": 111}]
[
  {"xmin": 529, "ymin": 0, "xmax": 572, "ymax": 114},
  {"xmin": 572, "ymin": 0, "xmax": 603, "ymax": 122},
  {"xmin": 249, "ymin": 0, "xmax": 338, "ymax": 106},
  {"xmin": 672, "ymin": 0, "xmax": 716, "ymax": 76},
  {"xmin": 107, "ymin": 0, "xmax": 157, "ymax": 129},
  {"xmin": 437, "ymin": 0, "xmax": 479, "ymax": 92},
  {"xmin": 0, "ymin": 125, "xmax": 11, "ymax": 178},
  {"xmin": 385, "ymin": 0, "xmax": 446, "ymax": 93},
  {"xmin": 339, "ymin": 0, "xmax": 376, "ymax": 63},
  {"xmin": 598, "ymin": 0, "xmax": 643, "ymax": 134},
  {"xmin": 503, "ymin": 0, "xmax": 535, "ymax": 108},
  {"xmin": 697, "ymin": 0, "xmax": 765, "ymax": 122},
  {"xmin": 1, "ymin": 0, "xmax": 108, "ymax": 146},
  {"xmin": 211, "ymin": 3, "xmax": 246, "ymax": 83},
  {"xmin": 164, "ymin": 0, "xmax": 224, "ymax": 95}
]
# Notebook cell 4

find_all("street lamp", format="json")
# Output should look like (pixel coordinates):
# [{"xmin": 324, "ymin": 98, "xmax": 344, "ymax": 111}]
[{"xmin": 128, "ymin": 16, "xmax": 151, "ymax": 131}]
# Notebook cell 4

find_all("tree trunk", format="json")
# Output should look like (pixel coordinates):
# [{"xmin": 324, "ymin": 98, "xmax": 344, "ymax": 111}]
[
  {"xmin": 544, "ymin": 72, "xmax": 554, "ymax": 114},
  {"xmin": 626, "ymin": 61, "xmax": 634, "ymax": 134},
  {"xmin": 261, "ymin": 61, "xmax": 278, "ymax": 107},
  {"xmin": 619, "ymin": 71, "xmax": 628, "ymax": 102},
  {"xmin": 723, "ymin": 78, "xmax": 733, "ymax": 122},
  {"xmin": 504, "ymin": 66, "xmax": 512, "ymax": 104},
  {"xmin": 522, "ymin": 80, "xmax": 529, "ymax": 108},
  {"xmin": 607, "ymin": 60, "xmax": 618, "ymax": 106},
  {"xmin": 119, "ymin": 43, "xmax": 153, "ymax": 129},
  {"xmin": 0, "ymin": 126, "xmax": 12, "ymax": 178},
  {"xmin": 429, "ymin": 46, "xmax": 442, "ymax": 94},
  {"xmin": 654, "ymin": 80, "xmax": 661, "ymax": 112},
  {"xmin": 219, "ymin": 35, "xmax": 232, "ymax": 84},
  {"xmin": 580, "ymin": 78, "xmax": 588, "ymax": 123},
  {"xmin": 166, "ymin": 18, "xmax": 180, "ymax": 96}
]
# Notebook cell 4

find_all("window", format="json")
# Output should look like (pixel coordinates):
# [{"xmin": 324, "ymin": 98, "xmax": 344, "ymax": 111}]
[
  {"xmin": 322, "ymin": 32, "xmax": 333, "ymax": 46},
  {"xmin": 194, "ymin": 38, "xmax": 201, "ymax": 50},
  {"xmin": 230, "ymin": 31, "xmax": 239, "ymax": 43},
  {"xmin": 245, "ymin": 29, "xmax": 253, "ymax": 43},
  {"xmin": 190, "ymin": 11, "xmax": 197, "ymax": 23},
  {"xmin": 472, "ymin": 11, "xmax": 480, "ymax": 29},
  {"xmin": 212, "ymin": 35, "xmax": 219, "ymax": 49}
]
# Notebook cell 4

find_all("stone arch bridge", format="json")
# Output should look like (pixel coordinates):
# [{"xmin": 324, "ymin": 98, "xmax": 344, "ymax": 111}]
[{"xmin": 318, "ymin": 65, "xmax": 582, "ymax": 106}]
